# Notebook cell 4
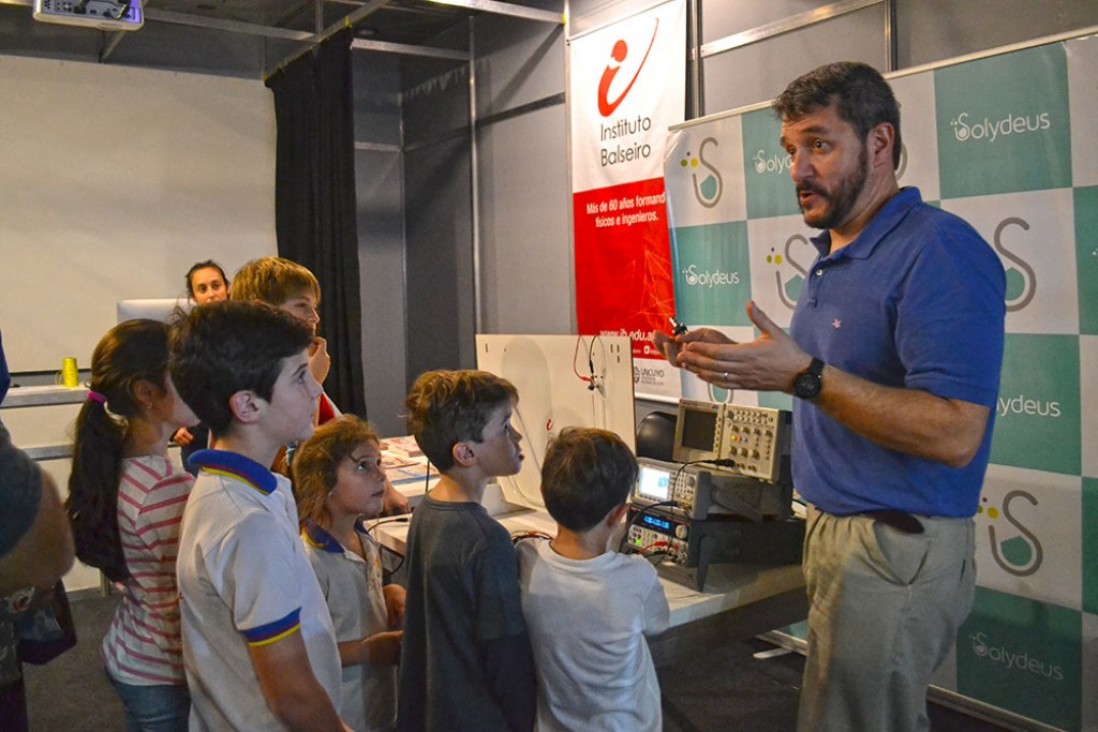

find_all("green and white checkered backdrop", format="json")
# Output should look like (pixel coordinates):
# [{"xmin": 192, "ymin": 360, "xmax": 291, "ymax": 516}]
[{"xmin": 663, "ymin": 33, "xmax": 1098, "ymax": 731}]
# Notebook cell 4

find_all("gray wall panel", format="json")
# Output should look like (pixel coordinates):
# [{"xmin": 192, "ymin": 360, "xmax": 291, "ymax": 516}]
[
  {"xmin": 477, "ymin": 103, "xmax": 572, "ymax": 334},
  {"xmin": 701, "ymin": 5, "xmax": 886, "ymax": 115},
  {"xmin": 356, "ymin": 148, "xmax": 408, "ymax": 436},
  {"xmin": 403, "ymin": 139, "xmax": 475, "ymax": 379},
  {"xmin": 896, "ymin": 0, "xmax": 1098, "ymax": 69},
  {"xmin": 474, "ymin": 14, "xmax": 565, "ymax": 115}
]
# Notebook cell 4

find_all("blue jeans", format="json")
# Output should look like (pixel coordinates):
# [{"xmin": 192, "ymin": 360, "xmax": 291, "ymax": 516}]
[{"xmin": 108, "ymin": 675, "xmax": 190, "ymax": 732}]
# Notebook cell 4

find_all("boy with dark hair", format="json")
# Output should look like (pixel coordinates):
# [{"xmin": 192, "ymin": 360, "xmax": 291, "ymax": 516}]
[
  {"xmin": 397, "ymin": 370, "xmax": 536, "ymax": 732},
  {"xmin": 516, "ymin": 427, "xmax": 669, "ymax": 732},
  {"xmin": 230, "ymin": 257, "xmax": 409, "ymax": 514},
  {"xmin": 229, "ymin": 257, "xmax": 331, "ymax": 420},
  {"xmin": 170, "ymin": 300, "xmax": 349, "ymax": 732}
]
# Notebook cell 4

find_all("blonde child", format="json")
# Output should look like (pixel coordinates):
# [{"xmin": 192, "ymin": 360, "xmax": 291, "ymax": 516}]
[{"xmin": 294, "ymin": 415, "xmax": 405, "ymax": 732}]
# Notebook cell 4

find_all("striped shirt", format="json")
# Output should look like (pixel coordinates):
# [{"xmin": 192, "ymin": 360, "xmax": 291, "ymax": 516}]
[{"xmin": 101, "ymin": 456, "xmax": 193, "ymax": 686}]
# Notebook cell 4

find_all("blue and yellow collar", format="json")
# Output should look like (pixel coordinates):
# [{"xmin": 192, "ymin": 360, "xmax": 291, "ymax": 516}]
[
  {"xmin": 301, "ymin": 518, "xmax": 370, "ymax": 554},
  {"xmin": 189, "ymin": 449, "xmax": 278, "ymax": 496}
]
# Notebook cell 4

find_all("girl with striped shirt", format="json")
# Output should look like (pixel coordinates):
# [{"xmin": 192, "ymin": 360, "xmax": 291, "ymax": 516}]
[{"xmin": 67, "ymin": 319, "xmax": 196, "ymax": 731}]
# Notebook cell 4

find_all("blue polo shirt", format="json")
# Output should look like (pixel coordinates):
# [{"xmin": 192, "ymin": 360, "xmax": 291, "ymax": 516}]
[{"xmin": 788, "ymin": 187, "xmax": 1005, "ymax": 517}]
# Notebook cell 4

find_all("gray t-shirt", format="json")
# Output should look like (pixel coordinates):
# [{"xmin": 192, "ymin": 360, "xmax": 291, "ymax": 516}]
[{"xmin": 397, "ymin": 495, "xmax": 532, "ymax": 732}]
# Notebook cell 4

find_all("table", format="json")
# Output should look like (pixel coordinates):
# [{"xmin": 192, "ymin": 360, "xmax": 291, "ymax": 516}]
[{"xmin": 375, "ymin": 453, "xmax": 808, "ymax": 668}]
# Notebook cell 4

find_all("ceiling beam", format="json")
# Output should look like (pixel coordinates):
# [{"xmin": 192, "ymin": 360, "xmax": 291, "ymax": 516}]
[
  {"xmin": 143, "ymin": 8, "xmax": 315, "ymax": 41},
  {"xmin": 351, "ymin": 38, "xmax": 468, "ymax": 60},
  {"xmin": 426, "ymin": 0, "xmax": 563, "ymax": 25}
]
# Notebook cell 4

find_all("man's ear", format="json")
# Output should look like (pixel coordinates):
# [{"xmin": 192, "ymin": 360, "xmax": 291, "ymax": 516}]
[
  {"xmin": 451, "ymin": 441, "xmax": 476, "ymax": 468},
  {"xmin": 869, "ymin": 121, "xmax": 896, "ymax": 168},
  {"xmin": 228, "ymin": 390, "xmax": 264, "ymax": 425}
]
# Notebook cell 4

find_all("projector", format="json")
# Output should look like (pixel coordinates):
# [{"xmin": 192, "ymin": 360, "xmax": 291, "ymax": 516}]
[{"xmin": 33, "ymin": 0, "xmax": 144, "ymax": 32}]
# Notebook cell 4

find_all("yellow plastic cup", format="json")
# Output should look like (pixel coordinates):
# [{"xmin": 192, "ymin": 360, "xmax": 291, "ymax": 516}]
[{"xmin": 61, "ymin": 357, "xmax": 79, "ymax": 388}]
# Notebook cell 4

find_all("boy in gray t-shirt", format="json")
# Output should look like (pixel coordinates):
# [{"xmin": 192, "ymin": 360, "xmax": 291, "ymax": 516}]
[
  {"xmin": 397, "ymin": 370, "xmax": 535, "ymax": 732},
  {"xmin": 517, "ymin": 427, "xmax": 670, "ymax": 732}
]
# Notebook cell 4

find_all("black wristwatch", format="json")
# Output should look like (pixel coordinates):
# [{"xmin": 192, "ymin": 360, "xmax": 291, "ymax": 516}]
[{"xmin": 793, "ymin": 358, "xmax": 825, "ymax": 399}]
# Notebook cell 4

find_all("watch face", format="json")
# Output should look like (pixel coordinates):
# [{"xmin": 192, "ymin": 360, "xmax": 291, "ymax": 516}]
[{"xmin": 794, "ymin": 372, "xmax": 821, "ymax": 399}]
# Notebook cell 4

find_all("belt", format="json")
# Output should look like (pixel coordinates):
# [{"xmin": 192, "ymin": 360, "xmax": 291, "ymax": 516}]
[{"xmin": 865, "ymin": 509, "xmax": 924, "ymax": 535}]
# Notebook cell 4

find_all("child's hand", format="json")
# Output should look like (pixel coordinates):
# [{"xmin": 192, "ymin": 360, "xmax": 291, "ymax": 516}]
[
  {"xmin": 172, "ymin": 427, "xmax": 194, "ymax": 446},
  {"xmin": 383, "ymin": 584, "xmax": 406, "ymax": 629},
  {"xmin": 308, "ymin": 336, "xmax": 331, "ymax": 385},
  {"xmin": 362, "ymin": 630, "xmax": 403, "ymax": 666}
]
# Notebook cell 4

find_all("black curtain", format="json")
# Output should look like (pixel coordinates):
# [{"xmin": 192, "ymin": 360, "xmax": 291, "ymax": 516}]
[{"xmin": 265, "ymin": 28, "xmax": 366, "ymax": 417}]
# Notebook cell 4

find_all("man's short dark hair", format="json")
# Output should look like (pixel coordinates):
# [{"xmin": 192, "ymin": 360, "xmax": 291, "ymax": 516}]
[
  {"xmin": 405, "ymin": 370, "xmax": 518, "ymax": 472},
  {"xmin": 773, "ymin": 61, "xmax": 902, "ymax": 169},
  {"xmin": 169, "ymin": 300, "xmax": 314, "ymax": 436},
  {"xmin": 540, "ymin": 427, "xmax": 638, "ymax": 532},
  {"xmin": 185, "ymin": 260, "xmax": 229, "ymax": 299}
]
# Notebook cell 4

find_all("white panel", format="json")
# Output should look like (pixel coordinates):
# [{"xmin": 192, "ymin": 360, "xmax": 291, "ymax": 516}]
[{"xmin": 475, "ymin": 334, "xmax": 635, "ymax": 507}]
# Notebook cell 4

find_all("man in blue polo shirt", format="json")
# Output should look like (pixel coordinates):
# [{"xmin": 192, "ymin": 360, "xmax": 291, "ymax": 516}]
[{"xmin": 656, "ymin": 62, "xmax": 1005, "ymax": 732}]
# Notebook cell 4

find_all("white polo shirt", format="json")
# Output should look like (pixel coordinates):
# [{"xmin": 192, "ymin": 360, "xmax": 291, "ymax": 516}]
[
  {"xmin": 303, "ymin": 520, "xmax": 397, "ymax": 732},
  {"xmin": 178, "ymin": 449, "xmax": 341, "ymax": 731}
]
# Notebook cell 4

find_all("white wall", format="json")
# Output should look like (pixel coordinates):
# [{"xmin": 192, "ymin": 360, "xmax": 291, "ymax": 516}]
[
  {"xmin": 0, "ymin": 55, "xmax": 277, "ymax": 373},
  {"xmin": 0, "ymin": 56, "xmax": 278, "ymax": 591}
]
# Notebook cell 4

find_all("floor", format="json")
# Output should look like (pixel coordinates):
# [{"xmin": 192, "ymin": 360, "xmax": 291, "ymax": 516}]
[{"xmin": 22, "ymin": 592, "xmax": 1012, "ymax": 731}]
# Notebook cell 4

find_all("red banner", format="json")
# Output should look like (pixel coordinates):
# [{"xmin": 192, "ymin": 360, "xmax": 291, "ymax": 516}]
[
  {"xmin": 573, "ymin": 177, "xmax": 675, "ymax": 356},
  {"xmin": 568, "ymin": 1, "xmax": 685, "ymax": 393}
]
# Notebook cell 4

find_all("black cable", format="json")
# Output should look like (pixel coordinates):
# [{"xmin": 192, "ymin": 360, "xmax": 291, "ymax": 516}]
[
  {"xmin": 368, "ymin": 515, "xmax": 412, "ymax": 530},
  {"xmin": 379, "ymin": 543, "xmax": 405, "ymax": 576}
]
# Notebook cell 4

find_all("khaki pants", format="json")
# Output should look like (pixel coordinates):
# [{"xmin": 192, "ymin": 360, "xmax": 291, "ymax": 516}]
[{"xmin": 797, "ymin": 506, "xmax": 976, "ymax": 732}]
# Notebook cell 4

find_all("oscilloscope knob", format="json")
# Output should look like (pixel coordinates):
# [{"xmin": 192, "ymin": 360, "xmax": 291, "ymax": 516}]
[{"xmin": 674, "ymin": 524, "xmax": 689, "ymax": 540}]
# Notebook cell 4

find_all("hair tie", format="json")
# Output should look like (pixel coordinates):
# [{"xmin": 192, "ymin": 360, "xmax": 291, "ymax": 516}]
[{"xmin": 86, "ymin": 390, "xmax": 107, "ymax": 404}]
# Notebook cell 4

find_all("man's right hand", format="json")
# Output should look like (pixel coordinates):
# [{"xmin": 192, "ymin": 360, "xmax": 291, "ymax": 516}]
[{"xmin": 653, "ymin": 327, "xmax": 735, "ymax": 366}]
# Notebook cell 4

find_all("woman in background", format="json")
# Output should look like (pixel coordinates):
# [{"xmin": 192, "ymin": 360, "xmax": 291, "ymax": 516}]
[
  {"xmin": 66, "ymin": 319, "xmax": 195, "ymax": 731},
  {"xmin": 173, "ymin": 260, "xmax": 229, "ymax": 475}
]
